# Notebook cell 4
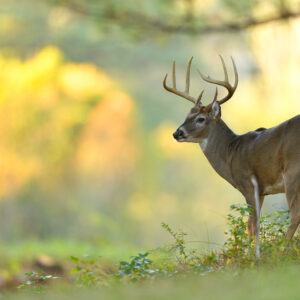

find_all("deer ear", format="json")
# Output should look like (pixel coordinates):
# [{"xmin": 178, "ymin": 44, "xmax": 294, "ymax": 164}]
[{"xmin": 210, "ymin": 101, "xmax": 221, "ymax": 121}]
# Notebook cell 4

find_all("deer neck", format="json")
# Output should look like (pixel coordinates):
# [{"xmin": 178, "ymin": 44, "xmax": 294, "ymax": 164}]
[{"xmin": 199, "ymin": 120, "xmax": 236, "ymax": 183}]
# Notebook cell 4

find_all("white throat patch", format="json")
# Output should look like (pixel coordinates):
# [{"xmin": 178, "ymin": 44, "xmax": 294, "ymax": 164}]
[{"xmin": 200, "ymin": 139, "xmax": 208, "ymax": 151}]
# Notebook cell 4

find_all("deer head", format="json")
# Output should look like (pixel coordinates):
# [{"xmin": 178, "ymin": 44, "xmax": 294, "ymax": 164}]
[{"xmin": 163, "ymin": 56, "xmax": 238, "ymax": 143}]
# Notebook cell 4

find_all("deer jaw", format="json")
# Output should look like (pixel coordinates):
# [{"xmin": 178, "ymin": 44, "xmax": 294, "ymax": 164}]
[{"xmin": 173, "ymin": 112, "xmax": 209, "ymax": 143}]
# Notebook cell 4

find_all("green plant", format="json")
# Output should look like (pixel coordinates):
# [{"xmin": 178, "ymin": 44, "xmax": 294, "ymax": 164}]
[
  {"xmin": 18, "ymin": 271, "xmax": 59, "ymax": 293},
  {"xmin": 70, "ymin": 255, "xmax": 109, "ymax": 287},
  {"xmin": 260, "ymin": 210, "xmax": 289, "ymax": 244},
  {"xmin": 161, "ymin": 222, "xmax": 221, "ymax": 273},
  {"xmin": 67, "ymin": 206, "xmax": 299, "ymax": 288},
  {"xmin": 162, "ymin": 205, "xmax": 299, "ymax": 271},
  {"xmin": 161, "ymin": 222, "xmax": 190, "ymax": 264},
  {"xmin": 224, "ymin": 204, "xmax": 252, "ymax": 257},
  {"xmin": 223, "ymin": 204, "xmax": 300, "ymax": 264},
  {"xmin": 114, "ymin": 252, "xmax": 159, "ymax": 281}
]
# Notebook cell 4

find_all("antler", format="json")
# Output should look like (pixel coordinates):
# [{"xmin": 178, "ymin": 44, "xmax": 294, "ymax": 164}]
[
  {"xmin": 163, "ymin": 57, "xmax": 204, "ymax": 105},
  {"xmin": 204, "ymin": 87, "xmax": 218, "ymax": 111},
  {"xmin": 197, "ymin": 55, "xmax": 238, "ymax": 105}
]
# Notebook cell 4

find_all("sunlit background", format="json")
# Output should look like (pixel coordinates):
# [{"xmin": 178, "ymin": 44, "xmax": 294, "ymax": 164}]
[{"xmin": 0, "ymin": 0, "xmax": 299, "ymax": 260}]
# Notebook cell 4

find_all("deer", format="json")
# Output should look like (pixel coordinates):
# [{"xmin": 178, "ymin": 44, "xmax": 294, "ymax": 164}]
[{"xmin": 163, "ymin": 56, "xmax": 300, "ymax": 258}]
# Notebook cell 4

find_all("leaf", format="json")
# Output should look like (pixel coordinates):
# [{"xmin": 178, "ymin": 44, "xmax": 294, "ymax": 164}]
[{"xmin": 70, "ymin": 256, "xmax": 79, "ymax": 263}]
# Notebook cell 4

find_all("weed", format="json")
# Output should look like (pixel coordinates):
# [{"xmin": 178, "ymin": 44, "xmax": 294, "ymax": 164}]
[
  {"xmin": 66, "ymin": 206, "xmax": 300, "ymax": 286},
  {"xmin": 70, "ymin": 255, "xmax": 109, "ymax": 287},
  {"xmin": 161, "ymin": 223, "xmax": 189, "ymax": 264},
  {"xmin": 114, "ymin": 252, "xmax": 160, "ymax": 281},
  {"xmin": 18, "ymin": 271, "xmax": 59, "ymax": 293}
]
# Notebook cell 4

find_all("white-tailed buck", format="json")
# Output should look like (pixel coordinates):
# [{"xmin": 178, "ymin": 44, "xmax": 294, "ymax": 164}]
[{"xmin": 163, "ymin": 56, "xmax": 300, "ymax": 257}]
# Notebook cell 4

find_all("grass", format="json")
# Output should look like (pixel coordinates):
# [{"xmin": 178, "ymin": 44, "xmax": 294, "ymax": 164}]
[
  {"xmin": 3, "ymin": 263, "xmax": 300, "ymax": 300},
  {"xmin": 0, "ymin": 204, "xmax": 299, "ymax": 299},
  {"xmin": 0, "ymin": 239, "xmax": 138, "ymax": 262}
]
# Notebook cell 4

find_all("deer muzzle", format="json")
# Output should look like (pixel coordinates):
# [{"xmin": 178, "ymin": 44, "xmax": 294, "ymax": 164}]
[{"xmin": 173, "ymin": 128, "xmax": 184, "ymax": 140}]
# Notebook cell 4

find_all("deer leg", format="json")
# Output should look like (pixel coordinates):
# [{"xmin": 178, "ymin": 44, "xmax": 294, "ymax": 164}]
[
  {"xmin": 286, "ymin": 198, "xmax": 300, "ymax": 241},
  {"xmin": 247, "ymin": 217, "xmax": 255, "ymax": 242},
  {"xmin": 246, "ymin": 176, "xmax": 262, "ymax": 258},
  {"xmin": 247, "ymin": 196, "xmax": 264, "ymax": 243},
  {"xmin": 285, "ymin": 172, "xmax": 300, "ymax": 241},
  {"xmin": 247, "ymin": 206, "xmax": 256, "ymax": 243},
  {"xmin": 286, "ymin": 215, "xmax": 300, "ymax": 241},
  {"xmin": 246, "ymin": 202, "xmax": 259, "ymax": 256},
  {"xmin": 286, "ymin": 192, "xmax": 300, "ymax": 241}
]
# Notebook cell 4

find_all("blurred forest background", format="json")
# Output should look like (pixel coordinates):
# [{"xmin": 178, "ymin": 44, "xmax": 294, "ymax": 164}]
[{"xmin": 0, "ymin": 0, "xmax": 299, "ymax": 259}]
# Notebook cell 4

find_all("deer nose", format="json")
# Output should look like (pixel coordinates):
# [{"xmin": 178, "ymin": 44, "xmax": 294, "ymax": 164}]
[{"xmin": 173, "ymin": 129, "xmax": 184, "ymax": 140}]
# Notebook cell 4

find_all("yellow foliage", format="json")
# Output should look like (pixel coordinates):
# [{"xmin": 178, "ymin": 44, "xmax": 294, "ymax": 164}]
[
  {"xmin": 22, "ymin": 46, "xmax": 61, "ymax": 91},
  {"xmin": 76, "ymin": 90, "xmax": 137, "ymax": 176},
  {"xmin": 59, "ymin": 63, "xmax": 112, "ymax": 100},
  {"xmin": 0, "ymin": 46, "xmax": 137, "ymax": 197},
  {"xmin": 0, "ymin": 149, "xmax": 40, "ymax": 196}
]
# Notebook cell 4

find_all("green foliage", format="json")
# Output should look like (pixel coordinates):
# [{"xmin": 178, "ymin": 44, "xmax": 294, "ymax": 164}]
[
  {"xmin": 18, "ymin": 271, "xmax": 59, "ymax": 293},
  {"xmin": 224, "ymin": 204, "xmax": 252, "ymax": 257},
  {"xmin": 17, "ymin": 206, "xmax": 299, "ymax": 293},
  {"xmin": 70, "ymin": 255, "xmax": 109, "ymax": 287},
  {"xmin": 223, "ymin": 204, "xmax": 300, "ymax": 265},
  {"xmin": 114, "ymin": 252, "xmax": 160, "ymax": 281},
  {"xmin": 161, "ymin": 222, "xmax": 189, "ymax": 264},
  {"xmin": 41, "ymin": 0, "xmax": 299, "ymax": 42},
  {"xmin": 222, "ymin": 0, "xmax": 259, "ymax": 15},
  {"xmin": 11, "ymin": 263, "xmax": 300, "ymax": 300},
  {"xmin": 164, "ymin": 204, "xmax": 299, "ymax": 271},
  {"xmin": 260, "ymin": 210, "xmax": 289, "ymax": 243}
]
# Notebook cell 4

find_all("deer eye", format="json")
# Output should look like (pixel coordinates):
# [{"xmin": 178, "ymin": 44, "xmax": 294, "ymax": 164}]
[{"xmin": 197, "ymin": 117, "xmax": 205, "ymax": 123}]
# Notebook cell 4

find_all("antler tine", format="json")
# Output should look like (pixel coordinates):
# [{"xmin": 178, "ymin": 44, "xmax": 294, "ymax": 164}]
[
  {"xmin": 197, "ymin": 56, "xmax": 239, "ymax": 105},
  {"xmin": 219, "ymin": 55, "xmax": 228, "ymax": 82},
  {"xmin": 213, "ymin": 87, "xmax": 218, "ymax": 102},
  {"xmin": 204, "ymin": 87, "xmax": 218, "ymax": 111},
  {"xmin": 231, "ymin": 56, "xmax": 239, "ymax": 89},
  {"xmin": 172, "ymin": 61, "xmax": 176, "ymax": 89},
  {"xmin": 218, "ymin": 56, "xmax": 238, "ymax": 104},
  {"xmin": 197, "ymin": 68, "xmax": 225, "ymax": 88},
  {"xmin": 185, "ymin": 57, "xmax": 193, "ymax": 94},
  {"xmin": 163, "ymin": 57, "xmax": 198, "ymax": 104},
  {"xmin": 195, "ymin": 90, "xmax": 204, "ymax": 107}
]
